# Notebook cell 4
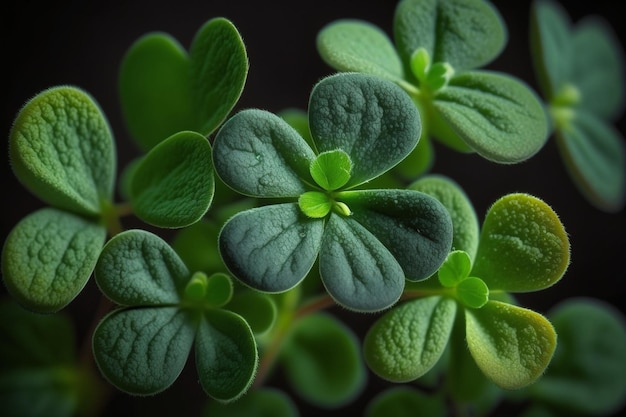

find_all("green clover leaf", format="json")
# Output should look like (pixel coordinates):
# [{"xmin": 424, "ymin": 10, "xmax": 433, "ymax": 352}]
[
  {"xmin": 129, "ymin": 130, "xmax": 215, "ymax": 228},
  {"xmin": 465, "ymin": 300, "xmax": 557, "ymax": 390},
  {"xmin": 9, "ymin": 86, "xmax": 116, "ymax": 217},
  {"xmin": 119, "ymin": 17, "xmax": 248, "ymax": 151},
  {"xmin": 93, "ymin": 229, "xmax": 257, "ymax": 401},
  {"xmin": 214, "ymin": 73, "xmax": 453, "ymax": 312},
  {"xmin": 317, "ymin": 0, "xmax": 548, "ymax": 165},
  {"xmin": 531, "ymin": 0, "xmax": 626, "ymax": 211},
  {"xmin": 471, "ymin": 193, "xmax": 570, "ymax": 293},
  {"xmin": 363, "ymin": 296, "xmax": 457, "ymax": 382},
  {"xmin": 280, "ymin": 313, "xmax": 366, "ymax": 408},
  {"xmin": 2, "ymin": 208, "xmax": 106, "ymax": 313}
]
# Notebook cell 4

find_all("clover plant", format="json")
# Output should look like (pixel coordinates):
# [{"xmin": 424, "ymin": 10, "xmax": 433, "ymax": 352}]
[{"xmin": 2, "ymin": 1, "xmax": 626, "ymax": 417}]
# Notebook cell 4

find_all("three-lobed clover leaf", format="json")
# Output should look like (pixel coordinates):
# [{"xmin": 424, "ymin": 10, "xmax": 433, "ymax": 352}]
[
  {"xmin": 119, "ymin": 17, "xmax": 248, "ymax": 151},
  {"xmin": 316, "ymin": 0, "xmax": 549, "ymax": 168},
  {"xmin": 4, "ymin": 86, "xmax": 116, "ymax": 313},
  {"xmin": 213, "ymin": 72, "xmax": 453, "ymax": 312},
  {"xmin": 365, "ymin": 190, "xmax": 570, "ymax": 390},
  {"xmin": 530, "ymin": 0, "xmax": 626, "ymax": 211},
  {"xmin": 92, "ymin": 229, "xmax": 257, "ymax": 402}
]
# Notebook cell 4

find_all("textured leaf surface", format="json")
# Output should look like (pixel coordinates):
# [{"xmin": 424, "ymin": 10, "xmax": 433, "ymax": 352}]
[
  {"xmin": 130, "ymin": 131, "xmax": 214, "ymax": 228},
  {"xmin": 218, "ymin": 204, "xmax": 323, "ymax": 292},
  {"xmin": 213, "ymin": 109, "xmax": 315, "ymax": 197},
  {"xmin": 393, "ymin": 0, "xmax": 506, "ymax": 71},
  {"xmin": 435, "ymin": 71, "xmax": 548, "ymax": 163},
  {"xmin": 281, "ymin": 313, "xmax": 366, "ymax": 407},
  {"xmin": 9, "ymin": 86, "xmax": 116, "ymax": 216},
  {"xmin": 92, "ymin": 307, "xmax": 196, "ymax": 395},
  {"xmin": 556, "ymin": 111, "xmax": 626, "ymax": 212},
  {"xmin": 308, "ymin": 73, "xmax": 421, "ymax": 187},
  {"xmin": 409, "ymin": 174, "xmax": 479, "ymax": 260},
  {"xmin": 319, "ymin": 214, "xmax": 405, "ymax": 312},
  {"xmin": 316, "ymin": 19, "xmax": 405, "ymax": 82},
  {"xmin": 364, "ymin": 296, "xmax": 456, "ymax": 382},
  {"xmin": 119, "ymin": 18, "xmax": 247, "ymax": 151},
  {"xmin": 195, "ymin": 310, "xmax": 257, "ymax": 403},
  {"xmin": 95, "ymin": 229, "xmax": 190, "ymax": 306},
  {"xmin": 471, "ymin": 193, "xmax": 570, "ymax": 292},
  {"xmin": 2, "ymin": 208, "xmax": 106, "ymax": 313},
  {"xmin": 340, "ymin": 189, "xmax": 453, "ymax": 281},
  {"xmin": 530, "ymin": 298, "xmax": 626, "ymax": 416},
  {"xmin": 465, "ymin": 300, "xmax": 557, "ymax": 389}
]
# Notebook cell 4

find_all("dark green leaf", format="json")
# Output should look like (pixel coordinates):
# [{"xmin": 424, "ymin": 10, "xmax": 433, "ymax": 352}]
[
  {"xmin": 555, "ymin": 110, "xmax": 626, "ymax": 212},
  {"xmin": 529, "ymin": 298, "xmax": 626, "ymax": 416},
  {"xmin": 308, "ymin": 73, "xmax": 421, "ymax": 187},
  {"xmin": 9, "ymin": 86, "xmax": 116, "ymax": 216},
  {"xmin": 281, "ymin": 313, "xmax": 366, "ymax": 407},
  {"xmin": 393, "ymin": 0, "xmax": 506, "ymax": 71},
  {"xmin": 465, "ymin": 300, "xmax": 557, "ymax": 389},
  {"xmin": 130, "ymin": 130, "xmax": 214, "ymax": 228},
  {"xmin": 92, "ymin": 307, "xmax": 196, "ymax": 395},
  {"xmin": 340, "ymin": 189, "xmax": 453, "ymax": 281},
  {"xmin": 95, "ymin": 229, "xmax": 190, "ymax": 306},
  {"xmin": 213, "ymin": 109, "xmax": 316, "ymax": 198},
  {"xmin": 226, "ymin": 290, "xmax": 277, "ymax": 335},
  {"xmin": 363, "ymin": 296, "xmax": 456, "ymax": 382},
  {"xmin": 218, "ymin": 204, "xmax": 324, "ymax": 292},
  {"xmin": 471, "ymin": 193, "xmax": 570, "ymax": 292},
  {"xmin": 434, "ymin": 71, "xmax": 548, "ymax": 163},
  {"xmin": 195, "ymin": 309, "xmax": 257, "ymax": 403},
  {"xmin": 319, "ymin": 214, "xmax": 405, "ymax": 312},
  {"xmin": 365, "ymin": 386, "xmax": 446, "ymax": 417},
  {"xmin": 2, "ymin": 208, "xmax": 106, "ymax": 313}
]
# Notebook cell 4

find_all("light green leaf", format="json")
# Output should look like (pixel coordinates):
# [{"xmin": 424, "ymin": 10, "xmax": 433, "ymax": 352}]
[
  {"xmin": 119, "ymin": 33, "xmax": 194, "ymax": 151},
  {"xmin": 529, "ymin": 0, "xmax": 573, "ymax": 100},
  {"xmin": 298, "ymin": 191, "xmax": 332, "ymax": 219},
  {"xmin": 310, "ymin": 149, "xmax": 352, "ymax": 190},
  {"xmin": 213, "ymin": 109, "xmax": 316, "ymax": 198},
  {"xmin": 316, "ymin": 19, "xmax": 405, "ymax": 82},
  {"xmin": 92, "ymin": 307, "xmax": 196, "ymax": 395},
  {"xmin": 95, "ymin": 229, "xmax": 189, "ymax": 306},
  {"xmin": 438, "ymin": 250, "xmax": 471, "ymax": 287},
  {"xmin": 434, "ymin": 71, "xmax": 549, "ymax": 163},
  {"xmin": 409, "ymin": 174, "xmax": 480, "ymax": 260},
  {"xmin": 218, "ymin": 204, "xmax": 324, "ymax": 292},
  {"xmin": 119, "ymin": 18, "xmax": 248, "ymax": 151},
  {"xmin": 393, "ymin": 0, "xmax": 506, "ymax": 71},
  {"xmin": 365, "ymin": 387, "xmax": 446, "ymax": 417},
  {"xmin": 9, "ymin": 86, "xmax": 116, "ymax": 216},
  {"xmin": 340, "ymin": 189, "xmax": 453, "ymax": 281},
  {"xmin": 195, "ymin": 310, "xmax": 257, "ymax": 403},
  {"xmin": 130, "ymin": 130, "xmax": 214, "ymax": 228},
  {"xmin": 189, "ymin": 17, "xmax": 249, "ymax": 136},
  {"xmin": 319, "ymin": 214, "xmax": 405, "ymax": 312},
  {"xmin": 203, "ymin": 387, "xmax": 299, "ymax": 417},
  {"xmin": 465, "ymin": 300, "xmax": 557, "ymax": 389},
  {"xmin": 529, "ymin": 298, "xmax": 626, "ymax": 416},
  {"xmin": 456, "ymin": 277, "xmax": 489, "ymax": 309},
  {"xmin": 2, "ymin": 208, "xmax": 106, "ymax": 313},
  {"xmin": 308, "ymin": 73, "xmax": 421, "ymax": 187},
  {"xmin": 555, "ymin": 110, "xmax": 626, "ymax": 212},
  {"xmin": 363, "ymin": 296, "xmax": 457, "ymax": 382},
  {"xmin": 471, "ymin": 193, "xmax": 570, "ymax": 292},
  {"xmin": 571, "ymin": 17, "xmax": 625, "ymax": 120},
  {"xmin": 280, "ymin": 313, "xmax": 366, "ymax": 408}
]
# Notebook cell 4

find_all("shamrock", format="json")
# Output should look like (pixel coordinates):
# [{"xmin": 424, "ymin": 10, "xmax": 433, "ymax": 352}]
[{"xmin": 212, "ymin": 72, "xmax": 453, "ymax": 312}]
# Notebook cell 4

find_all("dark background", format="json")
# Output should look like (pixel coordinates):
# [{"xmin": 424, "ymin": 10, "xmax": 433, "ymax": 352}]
[{"xmin": 1, "ymin": 1, "xmax": 625, "ymax": 416}]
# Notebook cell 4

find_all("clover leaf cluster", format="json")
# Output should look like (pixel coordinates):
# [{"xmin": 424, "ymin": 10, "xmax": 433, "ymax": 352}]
[{"xmin": 2, "ymin": 1, "xmax": 626, "ymax": 417}]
